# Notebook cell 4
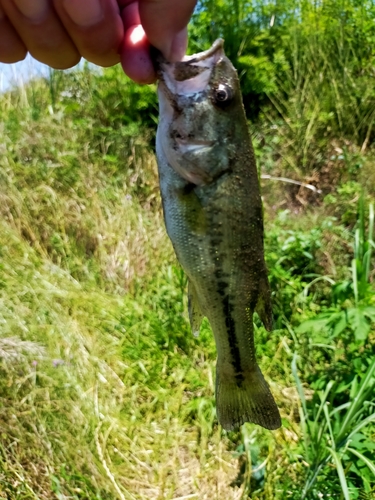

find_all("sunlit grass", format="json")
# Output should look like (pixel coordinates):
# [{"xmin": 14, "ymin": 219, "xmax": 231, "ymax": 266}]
[
  {"xmin": 0, "ymin": 216, "xmax": 296, "ymax": 499},
  {"xmin": 0, "ymin": 69, "xmax": 296, "ymax": 499},
  {"xmin": 0, "ymin": 25, "xmax": 374, "ymax": 499}
]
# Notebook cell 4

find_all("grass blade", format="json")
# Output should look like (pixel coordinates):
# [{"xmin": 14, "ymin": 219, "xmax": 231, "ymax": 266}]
[
  {"xmin": 292, "ymin": 352, "xmax": 307, "ymax": 417},
  {"xmin": 323, "ymin": 403, "xmax": 335, "ymax": 450},
  {"xmin": 292, "ymin": 352, "xmax": 312, "ymax": 463},
  {"xmin": 366, "ymin": 203, "xmax": 374, "ymax": 282},
  {"xmin": 337, "ymin": 358, "xmax": 375, "ymax": 443},
  {"xmin": 347, "ymin": 447, "xmax": 375, "ymax": 477},
  {"xmin": 315, "ymin": 380, "xmax": 335, "ymax": 425},
  {"xmin": 328, "ymin": 448, "xmax": 350, "ymax": 500},
  {"xmin": 345, "ymin": 413, "xmax": 375, "ymax": 444},
  {"xmin": 369, "ymin": 203, "xmax": 374, "ymax": 244},
  {"xmin": 352, "ymin": 258, "xmax": 358, "ymax": 305}
]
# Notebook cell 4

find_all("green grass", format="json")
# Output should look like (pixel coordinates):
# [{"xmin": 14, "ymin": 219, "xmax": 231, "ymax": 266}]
[
  {"xmin": 0, "ymin": 174, "xmax": 293, "ymax": 499},
  {"xmin": 0, "ymin": 30, "xmax": 375, "ymax": 498},
  {"xmin": 0, "ymin": 221, "xmax": 226, "ymax": 498},
  {"xmin": 0, "ymin": 68, "xmax": 295, "ymax": 499}
]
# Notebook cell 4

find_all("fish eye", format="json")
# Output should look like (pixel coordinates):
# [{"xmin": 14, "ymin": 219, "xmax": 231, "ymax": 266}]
[{"xmin": 214, "ymin": 84, "xmax": 233, "ymax": 104}]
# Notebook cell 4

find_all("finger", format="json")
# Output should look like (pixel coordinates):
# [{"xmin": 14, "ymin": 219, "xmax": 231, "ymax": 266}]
[
  {"xmin": 0, "ymin": 5, "xmax": 27, "ymax": 63},
  {"xmin": 120, "ymin": 25, "xmax": 155, "ymax": 84},
  {"xmin": 1, "ymin": 0, "xmax": 80, "ymax": 69},
  {"xmin": 120, "ymin": 2, "xmax": 155, "ymax": 84},
  {"xmin": 52, "ymin": 0, "xmax": 123, "ymax": 67},
  {"xmin": 138, "ymin": 0, "xmax": 197, "ymax": 61}
]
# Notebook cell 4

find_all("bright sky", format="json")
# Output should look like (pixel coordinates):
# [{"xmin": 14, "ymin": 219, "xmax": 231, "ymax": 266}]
[
  {"xmin": 0, "ymin": 55, "xmax": 50, "ymax": 92},
  {"xmin": 0, "ymin": 55, "xmax": 90, "ymax": 92}
]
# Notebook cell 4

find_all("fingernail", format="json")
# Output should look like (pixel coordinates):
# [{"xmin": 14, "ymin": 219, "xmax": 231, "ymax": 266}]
[
  {"xmin": 167, "ymin": 28, "xmax": 188, "ymax": 62},
  {"xmin": 13, "ymin": 0, "xmax": 48, "ymax": 21},
  {"xmin": 63, "ymin": 0, "xmax": 103, "ymax": 27}
]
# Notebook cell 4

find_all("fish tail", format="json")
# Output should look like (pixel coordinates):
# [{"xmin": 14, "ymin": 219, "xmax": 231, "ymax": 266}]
[{"xmin": 216, "ymin": 364, "xmax": 281, "ymax": 431}]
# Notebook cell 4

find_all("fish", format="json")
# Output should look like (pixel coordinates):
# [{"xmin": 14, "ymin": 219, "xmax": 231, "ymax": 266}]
[{"xmin": 155, "ymin": 39, "xmax": 281, "ymax": 431}]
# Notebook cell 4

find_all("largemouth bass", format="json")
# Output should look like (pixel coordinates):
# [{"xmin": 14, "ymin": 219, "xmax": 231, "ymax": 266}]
[{"xmin": 155, "ymin": 39, "xmax": 281, "ymax": 431}]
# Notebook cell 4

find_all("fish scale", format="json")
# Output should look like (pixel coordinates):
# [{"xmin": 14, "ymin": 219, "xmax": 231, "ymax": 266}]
[{"xmin": 155, "ymin": 39, "xmax": 281, "ymax": 431}]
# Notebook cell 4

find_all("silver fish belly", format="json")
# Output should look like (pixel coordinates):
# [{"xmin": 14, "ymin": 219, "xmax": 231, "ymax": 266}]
[{"xmin": 155, "ymin": 39, "xmax": 281, "ymax": 431}]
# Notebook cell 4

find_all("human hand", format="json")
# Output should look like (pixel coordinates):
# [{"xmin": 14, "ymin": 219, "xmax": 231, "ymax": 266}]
[{"xmin": 0, "ymin": 0, "xmax": 197, "ymax": 83}]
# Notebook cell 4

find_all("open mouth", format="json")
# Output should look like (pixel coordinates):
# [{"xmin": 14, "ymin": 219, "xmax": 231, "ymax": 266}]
[
  {"xmin": 176, "ymin": 138, "xmax": 215, "ymax": 153},
  {"xmin": 181, "ymin": 39, "xmax": 224, "ymax": 64},
  {"xmin": 155, "ymin": 39, "xmax": 224, "ymax": 71},
  {"xmin": 156, "ymin": 39, "xmax": 225, "ymax": 95}
]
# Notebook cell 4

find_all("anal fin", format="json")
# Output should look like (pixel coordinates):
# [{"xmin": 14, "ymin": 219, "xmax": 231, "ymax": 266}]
[
  {"xmin": 188, "ymin": 280, "xmax": 204, "ymax": 337},
  {"xmin": 255, "ymin": 274, "xmax": 273, "ymax": 331}
]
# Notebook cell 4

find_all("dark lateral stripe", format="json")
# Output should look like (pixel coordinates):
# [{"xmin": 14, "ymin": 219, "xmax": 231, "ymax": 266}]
[
  {"xmin": 213, "ymin": 265, "xmax": 243, "ymax": 385},
  {"xmin": 222, "ymin": 294, "xmax": 244, "ymax": 385},
  {"xmin": 210, "ymin": 213, "xmax": 244, "ymax": 385}
]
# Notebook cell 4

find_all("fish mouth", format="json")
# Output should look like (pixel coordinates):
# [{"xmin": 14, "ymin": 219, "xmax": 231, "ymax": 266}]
[
  {"xmin": 155, "ymin": 39, "xmax": 225, "ymax": 95},
  {"xmin": 176, "ymin": 138, "xmax": 216, "ymax": 154},
  {"xmin": 181, "ymin": 39, "xmax": 224, "ymax": 64},
  {"xmin": 155, "ymin": 38, "xmax": 224, "ymax": 73}
]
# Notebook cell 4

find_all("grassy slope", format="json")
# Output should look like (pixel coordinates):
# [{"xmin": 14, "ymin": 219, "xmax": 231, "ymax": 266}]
[
  {"xmin": 0, "ymin": 69, "xmax": 301, "ymax": 500},
  {"xmin": 0, "ymin": 64, "xmax": 374, "ymax": 498}
]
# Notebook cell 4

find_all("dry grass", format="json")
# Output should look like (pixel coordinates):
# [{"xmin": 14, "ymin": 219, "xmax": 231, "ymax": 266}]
[
  {"xmin": 2, "ymin": 59, "xmax": 373, "ymax": 499},
  {"xmin": 0, "ymin": 72, "xmax": 301, "ymax": 499},
  {"xmin": 0, "ymin": 216, "xmax": 299, "ymax": 499}
]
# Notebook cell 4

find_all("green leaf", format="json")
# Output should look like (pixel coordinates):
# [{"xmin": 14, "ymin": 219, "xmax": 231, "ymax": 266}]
[
  {"xmin": 296, "ymin": 319, "xmax": 327, "ymax": 334},
  {"xmin": 332, "ymin": 311, "xmax": 348, "ymax": 337},
  {"xmin": 296, "ymin": 313, "xmax": 338, "ymax": 334},
  {"xmin": 347, "ymin": 434, "xmax": 375, "ymax": 452},
  {"xmin": 347, "ymin": 447, "xmax": 375, "ymax": 477},
  {"xmin": 362, "ymin": 306, "xmax": 375, "ymax": 322},
  {"xmin": 347, "ymin": 308, "xmax": 370, "ymax": 341}
]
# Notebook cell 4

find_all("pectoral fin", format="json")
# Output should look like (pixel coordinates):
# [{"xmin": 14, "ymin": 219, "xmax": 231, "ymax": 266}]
[
  {"xmin": 255, "ymin": 274, "xmax": 273, "ymax": 331},
  {"xmin": 188, "ymin": 280, "xmax": 204, "ymax": 337}
]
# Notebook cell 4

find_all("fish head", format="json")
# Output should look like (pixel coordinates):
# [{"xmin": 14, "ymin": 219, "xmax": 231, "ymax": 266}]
[{"xmin": 156, "ymin": 39, "xmax": 245, "ymax": 186}]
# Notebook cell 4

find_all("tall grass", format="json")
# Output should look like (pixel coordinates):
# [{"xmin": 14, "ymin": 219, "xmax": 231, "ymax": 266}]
[
  {"xmin": 0, "ymin": 67, "xmax": 294, "ymax": 499},
  {"xmin": 292, "ymin": 355, "xmax": 375, "ymax": 499},
  {"xmin": 1, "ymin": 4, "xmax": 375, "ymax": 497},
  {"xmin": 193, "ymin": 0, "xmax": 375, "ymax": 194}
]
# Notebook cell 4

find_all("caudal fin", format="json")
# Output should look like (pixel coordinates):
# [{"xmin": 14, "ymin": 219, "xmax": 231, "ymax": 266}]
[{"xmin": 216, "ymin": 364, "xmax": 281, "ymax": 431}]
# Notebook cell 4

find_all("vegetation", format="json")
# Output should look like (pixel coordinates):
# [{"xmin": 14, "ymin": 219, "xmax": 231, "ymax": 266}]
[{"xmin": 0, "ymin": 0, "xmax": 375, "ymax": 498}]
